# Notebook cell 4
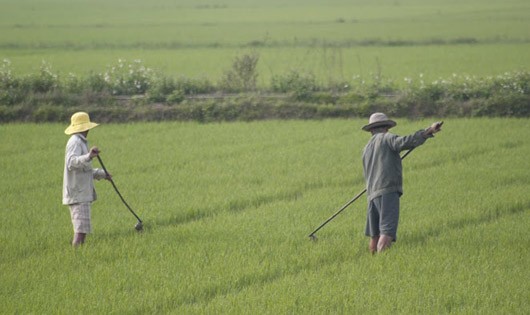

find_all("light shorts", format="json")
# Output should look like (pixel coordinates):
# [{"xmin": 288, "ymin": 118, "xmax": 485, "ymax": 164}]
[
  {"xmin": 365, "ymin": 192, "xmax": 400, "ymax": 241},
  {"xmin": 69, "ymin": 203, "xmax": 91, "ymax": 234}
]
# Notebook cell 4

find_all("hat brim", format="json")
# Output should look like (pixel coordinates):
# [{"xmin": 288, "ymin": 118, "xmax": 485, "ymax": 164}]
[
  {"xmin": 362, "ymin": 120, "xmax": 396, "ymax": 131},
  {"xmin": 65, "ymin": 122, "xmax": 99, "ymax": 135}
]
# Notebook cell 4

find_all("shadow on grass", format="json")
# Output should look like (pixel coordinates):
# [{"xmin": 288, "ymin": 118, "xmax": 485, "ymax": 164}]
[
  {"xmin": 405, "ymin": 200, "xmax": 530, "ymax": 246},
  {"xmin": 135, "ymin": 240, "xmax": 367, "ymax": 312},
  {"xmin": 140, "ymin": 179, "xmax": 346, "ymax": 229},
  {"xmin": 150, "ymin": 200, "xmax": 529, "ymax": 310}
]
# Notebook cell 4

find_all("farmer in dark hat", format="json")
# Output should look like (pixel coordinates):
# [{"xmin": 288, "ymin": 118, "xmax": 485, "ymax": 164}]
[
  {"xmin": 362, "ymin": 113, "xmax": 442, "ymax": 254},
  {"xmin": 63, "ymin": 112, "xmax": 111, "ymax": 246}
]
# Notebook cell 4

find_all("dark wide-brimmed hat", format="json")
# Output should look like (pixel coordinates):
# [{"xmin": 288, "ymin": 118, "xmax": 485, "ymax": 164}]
[{"xmin": 362, "ymin": 112, "xmax": 397, "ymax": 131}]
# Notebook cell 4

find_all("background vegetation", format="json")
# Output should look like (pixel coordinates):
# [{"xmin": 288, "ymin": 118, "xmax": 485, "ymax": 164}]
[
  {"xmin": 0, "ymin": 58, "xmax": 528, "ymax": 122},
  {"xmin": 1, "ymin": 0, "xmax": 529, "ymax": 122}
]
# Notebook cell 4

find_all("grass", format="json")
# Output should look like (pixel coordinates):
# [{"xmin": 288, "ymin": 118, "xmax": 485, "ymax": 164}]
[
  {"xmin": 1, "ymin": 118, "xmax": 529, "ymax": 313},
  {"xmin": 3, "ymin": 44, "xmax": 529, "ymax": 85},
  {"xmin": 1, "ymin": 0, "xmax": 529, "ymax": 82},
  {"xmin": 2, "ymin": 0, "xmax": 529, "ymax": 45}
]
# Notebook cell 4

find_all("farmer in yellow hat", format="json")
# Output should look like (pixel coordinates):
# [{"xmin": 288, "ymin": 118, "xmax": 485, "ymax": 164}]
[
  {"xmin": 362, "ymin": 113, "xmax": 442, "ymax": 254},
  {"xmin": 63, "ymin": 112, "xmax": 111, "ymax": 246}
]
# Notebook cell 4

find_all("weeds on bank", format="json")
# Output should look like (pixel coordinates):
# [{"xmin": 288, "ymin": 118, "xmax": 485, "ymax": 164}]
[{"xmin": 0, "ymin": 56, "xmax": 528, "ymax": 122}]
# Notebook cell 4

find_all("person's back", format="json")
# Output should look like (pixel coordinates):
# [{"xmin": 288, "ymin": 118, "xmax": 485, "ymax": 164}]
[
  {"xmin": 360, "ymin": 113, "xmax": 442, "ymax": 254},
  {"xmin": 363, "ymin": 132, "xmax": 404, "ymax": 201}
]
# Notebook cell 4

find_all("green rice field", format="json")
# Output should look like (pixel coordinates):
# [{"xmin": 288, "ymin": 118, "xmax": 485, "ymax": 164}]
[
  {"xmin": 1, "ymin": 0, "xmax": 529, "ymax": 312},
  {"xmin": 1, "ymin": 118, "xmax": 529, "ymax": 313},
  {"xmin": 1, "ymin": 0, "xmax": 529, "ymax": 83}
]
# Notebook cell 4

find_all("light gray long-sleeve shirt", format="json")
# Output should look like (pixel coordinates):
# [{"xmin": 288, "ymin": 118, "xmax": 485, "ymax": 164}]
[
  {"xmin": 362, "ymin": 130, "xmax": 429, "ymax": 201},
  {"xmin": 62, "ymin": 134, "xmax": 106, "ymax": 205}
]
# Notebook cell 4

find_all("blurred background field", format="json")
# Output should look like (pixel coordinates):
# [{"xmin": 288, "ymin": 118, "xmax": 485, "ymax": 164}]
[{"xmin": 1, "ymin": 0, "xmax": 528, "ymax": 83}]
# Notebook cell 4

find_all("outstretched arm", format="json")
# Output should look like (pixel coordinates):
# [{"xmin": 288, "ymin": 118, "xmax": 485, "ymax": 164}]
[{"xmin": 388, "ymin": 121, "xmax": 443, "ymax": 152}]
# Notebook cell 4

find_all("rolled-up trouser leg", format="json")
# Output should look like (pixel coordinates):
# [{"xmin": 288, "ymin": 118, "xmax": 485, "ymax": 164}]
[{"xmin": 69, "ymin": 202, "xmax": 92, "ymax": 234}]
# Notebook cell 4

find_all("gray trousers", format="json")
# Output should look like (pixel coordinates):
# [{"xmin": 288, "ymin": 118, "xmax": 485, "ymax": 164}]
[{"xmin": 365, "ymin": 192, "xmax": 400, "ymax": 241}]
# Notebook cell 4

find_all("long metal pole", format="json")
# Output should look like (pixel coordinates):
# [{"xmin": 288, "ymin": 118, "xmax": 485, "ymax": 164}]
[
  {"xmin": 97, "ymin": 155, "xmax": 143, "ymax": 223},
  {"xmin": 308, "ymin": 148, "xmax": 414, "ymax": 239}
]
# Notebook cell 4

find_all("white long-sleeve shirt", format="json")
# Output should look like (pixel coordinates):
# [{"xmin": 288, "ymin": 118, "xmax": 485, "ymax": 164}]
[{"xmin": 62, "ymin": 134, "xmax": 106, "ymax": 205}]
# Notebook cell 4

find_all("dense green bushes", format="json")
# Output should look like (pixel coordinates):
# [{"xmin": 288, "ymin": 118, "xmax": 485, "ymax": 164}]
[{"xmin": 0, "ymin": 57, "xmax": 528, "ymax": 123}]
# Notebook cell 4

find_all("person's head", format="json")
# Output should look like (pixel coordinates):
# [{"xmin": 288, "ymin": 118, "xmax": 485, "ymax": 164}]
[
  {"xmin": 64, "ymin": 112, "xmax": 99, "ymax": 136},
  {"xmin": 362, "ymin": 112, "xmax": 396, "ymax": 134}
]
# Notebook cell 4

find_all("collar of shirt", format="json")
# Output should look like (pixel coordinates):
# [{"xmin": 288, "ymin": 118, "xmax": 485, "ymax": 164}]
[{"xmin": 75, "ymin": 133, "xmax": 88, "ymax": 143}]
